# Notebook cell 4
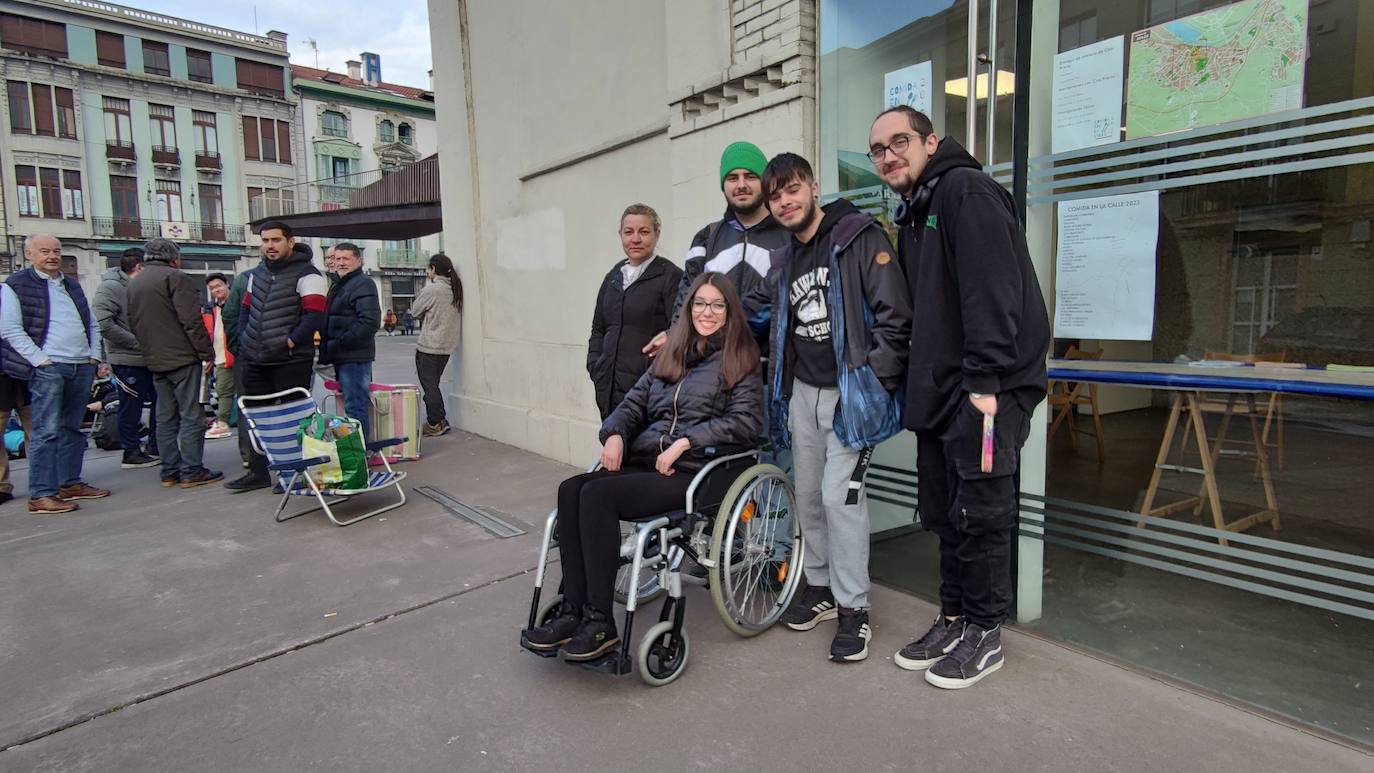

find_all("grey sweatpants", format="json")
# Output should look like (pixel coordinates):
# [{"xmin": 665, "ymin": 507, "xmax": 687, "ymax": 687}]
[{"xmin": 789, "ymin": 380, "xmax": 873, "ymax": 610}]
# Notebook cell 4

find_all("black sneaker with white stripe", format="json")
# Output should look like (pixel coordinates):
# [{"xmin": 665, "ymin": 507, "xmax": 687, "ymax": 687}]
[
  {"xmin": 781, "ymin": 584, "xmax": 837, "ymax": 631},
  {"xmin": 925, "ymin": 623, "xmax": 1004, "ymax": 689},
  {"xmin": 894, "ymin": 614, "xmax": 963, "ymax": 671},
  {"xmin": 829, "ymin": 608, "xmax": 871, "ymax": 662}
]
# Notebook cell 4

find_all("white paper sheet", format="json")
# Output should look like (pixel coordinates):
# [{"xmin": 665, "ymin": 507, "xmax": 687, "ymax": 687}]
[
  {"xmin": 1052, "ymin": 36, "xmax": 1125, "ymax": 154},
  {"xmin": 1054, "ymin": 191, "xmax": 1160, "ymax": 341}
]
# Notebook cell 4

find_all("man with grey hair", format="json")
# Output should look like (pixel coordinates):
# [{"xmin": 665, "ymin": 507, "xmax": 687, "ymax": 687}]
[
  {"xmin": 0, "ymin": 233, "xmax": 107, "ymax": 513},
  {"xmin": 127, "ymin": 238, "xmax": 222, "ymax": 488}
]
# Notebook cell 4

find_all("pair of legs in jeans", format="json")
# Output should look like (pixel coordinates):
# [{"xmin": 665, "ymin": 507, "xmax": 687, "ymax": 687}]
[
  {"xmin": 112, "ymin": 365, "xmax": 157, "ymax": 458},
  {"xmin": 28, "ymin": 362, "xmax": 97, "ymax": 499},
  {"xmin": 334, "ymin": 361, "xmax": 373, "ymax": 442}
]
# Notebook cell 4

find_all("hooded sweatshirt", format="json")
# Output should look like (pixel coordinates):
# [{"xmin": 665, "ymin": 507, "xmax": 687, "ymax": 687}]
[{"xmin": 896, "ymin": 136, "xmax": 1049, "ymax": 433}]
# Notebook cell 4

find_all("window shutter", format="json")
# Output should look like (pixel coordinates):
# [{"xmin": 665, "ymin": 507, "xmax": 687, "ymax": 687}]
[{"xmin": 242, "ymin": 115, "xmax": 259, "ymax": 160}]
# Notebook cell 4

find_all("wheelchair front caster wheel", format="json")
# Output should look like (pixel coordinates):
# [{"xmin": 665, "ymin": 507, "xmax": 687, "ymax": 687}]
[{"xmin": 636, "ymin": 621, "xmax": 689, "ymax": 687}]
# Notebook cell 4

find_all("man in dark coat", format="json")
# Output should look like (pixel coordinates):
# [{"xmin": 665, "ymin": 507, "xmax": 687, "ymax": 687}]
[
  {"xmin": 127, "ymin": 238, "xmax": 221, "ymax": 489},
  {"xmin": 871, "ymin": 106, "xmax": 1049, "ymax": 690},
  {"xmin": 318, "ymin": 242, "xmax": 380, "ymax": 441},
  {"xmin": 587, "ymin": 203, "xmax": 682, "ymax": 418}
]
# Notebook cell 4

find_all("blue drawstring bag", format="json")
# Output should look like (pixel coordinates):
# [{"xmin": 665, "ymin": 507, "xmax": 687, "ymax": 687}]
[{"xmin": 827, "ymin": 250, "xmax": 903, "ymax": 450}]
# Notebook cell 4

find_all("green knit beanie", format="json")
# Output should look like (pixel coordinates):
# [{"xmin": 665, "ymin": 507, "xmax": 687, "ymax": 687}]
[{"xmin": 719, "ymin": 141, "xmax": 768, "ymax": 187}]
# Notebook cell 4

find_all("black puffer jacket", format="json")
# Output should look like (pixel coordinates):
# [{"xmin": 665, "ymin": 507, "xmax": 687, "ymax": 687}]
[
  {"xmin": 587, "ymin": 256, "xmax": 682, "ymax": 418},
  {"xmin": 319, "ymin": 268, "xmax": 381, "ymax": 365},
  {"xmin": 598, "ymin": 341, "xmax": 764, "ymax": 473},
  {"xmin": 236, "ymin": 244, "xmax": 326, "ymax": 366}
]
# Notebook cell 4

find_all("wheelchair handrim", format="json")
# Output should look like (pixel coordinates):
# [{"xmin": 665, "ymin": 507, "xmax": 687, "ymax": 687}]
[{"xmin": 709, "ymin": 465, "xmax": 804, "ymax": 634}]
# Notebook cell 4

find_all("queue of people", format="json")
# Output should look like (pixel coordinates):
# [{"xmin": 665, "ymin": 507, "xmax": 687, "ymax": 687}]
[
  {"xmin": 539, "ymin": 108, "xmax": 1049, "ymax": 691},
  {"xmin": 0, "ymin": 219, "xmax": 465, "ymax": 509}
]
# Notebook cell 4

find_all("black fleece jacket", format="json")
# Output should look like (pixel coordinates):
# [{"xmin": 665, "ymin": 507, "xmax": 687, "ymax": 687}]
[{"xmin": 897, "ymin": 136, "xmax": 1049, "ymax": 433}]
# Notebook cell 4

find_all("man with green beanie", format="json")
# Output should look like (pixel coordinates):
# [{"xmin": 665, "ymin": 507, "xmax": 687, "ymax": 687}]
[{"xmin": 647, "ymin": 141, "xmax": 790, "ymax": 354}]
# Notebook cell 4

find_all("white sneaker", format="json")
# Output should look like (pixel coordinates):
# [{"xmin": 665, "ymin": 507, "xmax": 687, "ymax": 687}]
[{"xmin": 204, "ymin": 421, "xmax": 232, "ymax": 439}]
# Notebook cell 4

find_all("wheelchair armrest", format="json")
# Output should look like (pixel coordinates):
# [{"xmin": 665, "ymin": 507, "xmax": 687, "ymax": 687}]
[
  {"xmin": 269, "ymin": 455, "xmax": 331, "ymax": 473},
  {"xmin": 699, "ymin": 443, "xmax": 757, "ymax": 459},
  {"xmin": 365, "ymin": 436, "xmax": 407, "ymax": 452}
]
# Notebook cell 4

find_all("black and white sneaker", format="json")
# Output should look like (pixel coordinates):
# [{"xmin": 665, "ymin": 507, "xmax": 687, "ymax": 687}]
[
  {"xmin": 782, "ymin": 584, "xmax": 838, "ymax": 631},
  {"xmin": 829, "ymin": 608, "xmax": 871, "ymax": 662},
  {"xmin": 121, "ymin": 452, "xmax": 159, "ymax": 469},
  {"xmin": 894, "ymin": 615, "xmax": 963, "ymax": 671},
  {"xmin": 925, "ymin": 623, "xmax": 1004, "ymax": 689}
]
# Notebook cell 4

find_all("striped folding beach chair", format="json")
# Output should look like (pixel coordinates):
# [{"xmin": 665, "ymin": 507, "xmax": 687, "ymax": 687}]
[{"xmin": 238, "ymin": 388, "xmax": 407, "ymax": 527}]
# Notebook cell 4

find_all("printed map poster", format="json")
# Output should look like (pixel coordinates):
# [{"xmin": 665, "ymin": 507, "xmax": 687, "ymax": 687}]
[
  {"xmin": 1053, "ymin": 36, "xmax": 1125, "ymax": 153},
  {"xmin": 1125, "ymin": 0, "xmax": 1307, "ymax": 140},
  {"xmin": 1055, "ymin": 191, "xmax": 1161, "ymax": 341},
  {"xmin": 883, "ymin": 61, "xmax": 933, "ymax": 115}
]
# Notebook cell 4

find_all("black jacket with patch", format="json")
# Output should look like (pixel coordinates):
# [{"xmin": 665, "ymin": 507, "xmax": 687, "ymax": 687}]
[{"xmin": 896, "ymin": 136, "xmax": 1049, "ymax": 433}]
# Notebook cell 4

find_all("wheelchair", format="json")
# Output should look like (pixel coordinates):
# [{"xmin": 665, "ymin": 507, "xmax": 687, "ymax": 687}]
[{"xmin": 522, "ymin": 446, "xmax": 804, "ymax": 686}]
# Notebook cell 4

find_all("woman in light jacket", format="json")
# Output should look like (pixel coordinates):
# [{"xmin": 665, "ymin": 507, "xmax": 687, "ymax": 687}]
[
  {"xmin": 586, "ymin": 203, "xmax": 683, "ymax": 419},
  {"xmin": 410, "ymin": 253, "xmax": 463, "ymax": 436}
]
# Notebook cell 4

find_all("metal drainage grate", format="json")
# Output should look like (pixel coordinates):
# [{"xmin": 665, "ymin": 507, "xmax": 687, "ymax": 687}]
[{"xmin": 415, "ymin": 486, "xmax": 527, "ymax": 538}]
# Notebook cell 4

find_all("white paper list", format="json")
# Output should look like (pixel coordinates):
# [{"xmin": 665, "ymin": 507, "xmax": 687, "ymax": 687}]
[
  {"xmin": 1054, "ymin": 191, "xmax": 1160, "ymax": 341},
  {"xmin": 1052, "ymin": 36, "xmax": 1124, "ymax": 154}
]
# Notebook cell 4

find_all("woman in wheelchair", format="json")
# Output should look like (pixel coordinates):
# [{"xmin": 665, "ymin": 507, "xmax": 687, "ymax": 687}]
[{"xmin": 523, "ymin": 272, "xmax": 764, "ymax": 661}]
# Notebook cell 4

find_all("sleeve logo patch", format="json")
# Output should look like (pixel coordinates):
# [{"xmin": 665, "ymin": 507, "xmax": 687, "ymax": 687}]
[
  {"xmin": 926, "ymin": 215, "xmax": 938, "ymax": 230},
  {"xmin": 875, "ymin": 251, "xmax": 892, "ymax": 266}
]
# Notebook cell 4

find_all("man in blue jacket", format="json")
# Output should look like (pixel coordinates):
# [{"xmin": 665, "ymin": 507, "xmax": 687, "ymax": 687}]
[
  {"xmin": 759, "ymin": 154, "xmax": 912, "ymax": 664},
  {"xmin": 0, "ymin": 234, "xmax": 110, "ymax": 513}
]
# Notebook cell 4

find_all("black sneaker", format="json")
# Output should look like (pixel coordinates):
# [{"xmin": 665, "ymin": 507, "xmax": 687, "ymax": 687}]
[
  {"xmin": 560, "ymin": 611, "xmax": 620, "ymax": 662},
  {"xmin": 121, "ymin": 451, "xmax": 159, "ymax": 469},
  {"xmin": 830, "ymin": 608, "xmax": 871, "ymax": 662},
  {"xmin": 522, "ymin": 604, "xmax": 582, "ymax": 653},
  {"xmin": 224, "ymin": 473, "xmax": 271, "ymax": 493},
  {"xmin": 925, "ymin": 623, "xmax": 1004, "ymax": 690},
  {"xmin": 180, "ymin": 468, "xmax": 225, "ymax": 489},
  {"xmin": 894, "ymin": 615, "xmax": 964, "ymax": 671},
  {"xmin": 782, "ymin": 584, "xmax": 838, "ymax": 631}
]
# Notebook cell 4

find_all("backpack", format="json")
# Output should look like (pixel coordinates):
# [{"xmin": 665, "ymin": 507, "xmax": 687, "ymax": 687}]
[{"xmin": 93, "ymin": 403, "xmax": 122, "ymax": 451}]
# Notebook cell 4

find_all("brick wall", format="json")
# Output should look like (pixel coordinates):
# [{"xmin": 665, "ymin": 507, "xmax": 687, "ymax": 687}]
[{"xmin": 731, "ymin": 0, "xmax": 815, "ymax": 66}]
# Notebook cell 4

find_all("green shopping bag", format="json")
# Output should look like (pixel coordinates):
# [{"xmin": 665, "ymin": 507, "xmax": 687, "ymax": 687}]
[{"xmin": 297, "ymin": 414, "xmax": 369, "ymax": 490}]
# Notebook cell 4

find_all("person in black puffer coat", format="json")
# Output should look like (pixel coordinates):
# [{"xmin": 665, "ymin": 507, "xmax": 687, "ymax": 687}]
[
  {"xmin": 522, "ymin": 272, "xmax": 763, "ymax": 662},
  {"xmin": 318, "ymin": 242, "xmax": 381, "ymax": 441},
  {"xmin": 587, "ymin": 203, "xmax": 682, "ymax": 418}
]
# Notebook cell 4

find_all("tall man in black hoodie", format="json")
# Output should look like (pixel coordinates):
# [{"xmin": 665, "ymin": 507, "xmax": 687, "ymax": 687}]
[
  {"xmin": 761, "ymin": 153, "xmax": 911, "ymax": 664},
  {"xmin": 225, "ymin": 221, "xmax": 327, "ymax": 492},
  {"xmin": 869, "ymin": 106, "xmax": 1049, "ymax": 689}
]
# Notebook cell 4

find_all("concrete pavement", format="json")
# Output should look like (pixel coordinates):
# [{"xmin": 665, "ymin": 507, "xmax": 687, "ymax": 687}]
[{"xmin": 0, "ymin": 337, "xmax": 1369, "ymax": 771}]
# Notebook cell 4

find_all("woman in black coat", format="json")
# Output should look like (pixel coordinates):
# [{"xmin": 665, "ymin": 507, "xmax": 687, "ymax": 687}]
[
  {"xmin": 587, "ymin": 204, "xmax": 683, "ymax": 419},
  {"xmin": 523, "ymin": 272, "xmax": 763, "ymax": 661}
]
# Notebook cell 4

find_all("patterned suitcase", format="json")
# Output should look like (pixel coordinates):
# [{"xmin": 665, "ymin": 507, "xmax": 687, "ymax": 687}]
[{"xmin": 322, "ymin": 380, "xmax": 423, "ymax": 462}]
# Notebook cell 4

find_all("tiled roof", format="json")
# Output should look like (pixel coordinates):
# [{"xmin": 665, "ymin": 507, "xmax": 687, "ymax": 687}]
[{"xmin": 290, "ymin": 65, "xmax": 431, "ymax": 100}]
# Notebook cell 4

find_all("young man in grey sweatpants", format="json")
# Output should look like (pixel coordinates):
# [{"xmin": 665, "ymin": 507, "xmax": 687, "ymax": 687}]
[{"xmin": 758, "ymin": 153, "xmax": 911, "ymax": 662}]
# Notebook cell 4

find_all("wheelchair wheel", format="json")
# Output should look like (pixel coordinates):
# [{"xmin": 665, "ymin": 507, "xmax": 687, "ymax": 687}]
[
  {"xmin": 614, "ymin": 521, "xmax": 666, "ymax": 607},
  {"xmin": 708, "ymin": 464, "xmax": 805, "ymax": 637},
  {"xmin": 534, "ymin": 593, "xmax": 565, "ymax": 627},
  {"xmin": 635, "ymin": 620, "xmax": 689, "ymax": 686}
]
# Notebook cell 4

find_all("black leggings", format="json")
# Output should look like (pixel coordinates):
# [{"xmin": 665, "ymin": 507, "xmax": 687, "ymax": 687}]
[{"xmin": 556, "ymin": 465, "xmax": 693, "ymax": 617}]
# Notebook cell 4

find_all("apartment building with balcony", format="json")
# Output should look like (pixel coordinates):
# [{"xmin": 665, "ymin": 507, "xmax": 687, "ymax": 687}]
[
  {"xmin": 0, "ymin": 0, "xmax": 298, "ymax": 293},
  {"xmin": 283, "ymin": 56, "xmax": 438, "ymax": 315}
]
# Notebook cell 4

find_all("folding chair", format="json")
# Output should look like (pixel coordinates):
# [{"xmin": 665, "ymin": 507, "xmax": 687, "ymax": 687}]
[{"xmin": 238, "ymin": 388, "xmax": 408, "ymax": 527}]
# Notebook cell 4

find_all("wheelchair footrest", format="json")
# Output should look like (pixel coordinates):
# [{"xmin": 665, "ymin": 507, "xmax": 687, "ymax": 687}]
[{"xmin": 564, "ymin": 650, "xmax": 631, "ymax": 675}]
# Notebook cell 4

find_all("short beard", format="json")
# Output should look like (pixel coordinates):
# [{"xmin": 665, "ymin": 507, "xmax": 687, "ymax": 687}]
[
  {"xmin": 782, "ymin": 198, "xmax": 819, "ymax": 234},
  {"xmin": 726, "ymin": 190, "xmax": 765, "ymax": 218}
]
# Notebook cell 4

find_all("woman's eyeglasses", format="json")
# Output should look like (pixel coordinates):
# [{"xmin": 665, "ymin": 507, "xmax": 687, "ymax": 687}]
[{"xmin": 691, "ymin": 299, "xmax": 727, "ymax": 314}]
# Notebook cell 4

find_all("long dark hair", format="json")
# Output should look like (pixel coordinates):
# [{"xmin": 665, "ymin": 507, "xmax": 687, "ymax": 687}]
[
  {"xmin": 429, "ymin": 253, "xmax": 464, "ymax": 312},
  {"xmin": 653, "ymin": 272, "xmax": 759, "ymax": 389}
]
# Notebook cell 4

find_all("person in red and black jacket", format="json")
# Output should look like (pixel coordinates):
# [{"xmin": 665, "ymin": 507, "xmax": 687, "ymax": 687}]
[{"xmin": 224, "ymin": 221, "xmax": 326, "ymax": 492}]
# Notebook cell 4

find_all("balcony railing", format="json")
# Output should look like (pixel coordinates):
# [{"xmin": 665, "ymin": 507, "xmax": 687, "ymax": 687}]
[
  {"xmin": 151, "ymin": 145, "xmax": 180, "ymax": 167},
  {"xmin": 92, "ymin": 217, "xmax": 245, "ymax": 243},
  {"xmin": 195, "ymin": 151, "xmax": 222, "ymax": 171},
  {"xmin": 249, "ymin": 155, "xmax": 440, "ymax": 221},
  {"xmin": 105, "ymin": 140, "xmax": 135, "ymax": 162},
  {"xmin": 376, "ymin": 248, "xmax": 430, "ymax": 268}
]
